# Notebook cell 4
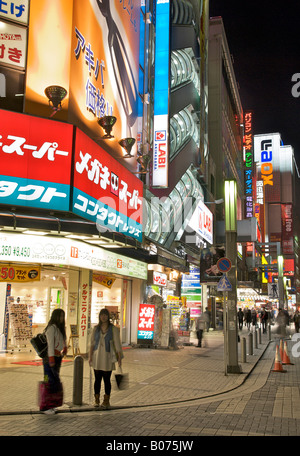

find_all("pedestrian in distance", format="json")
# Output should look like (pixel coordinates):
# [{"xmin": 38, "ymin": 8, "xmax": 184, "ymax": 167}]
[
  {"xmin": 42, "ymin": 308, "xmax": 67, "ymax": 415},
  {"xmin": 238, "ymin": 308, "xmax": 244, "ymax": 330},
  {"xmin": 246, "ymin": 308, "xmax": 252, "ymax": 330},
  {"xmin": 261, "ymin": 308, "xmax": 269, "ymax": 333},
  {"xmin": 196, "ymin": 314, "xmax": 206, "ymax": 347},
  {"xmin": 203, "ymin": 307, "xmax": 211, "ymax": 332},
  {"xmin": 294, "ymin": 309, "xmax": 300, "ymax": 333},
  {"xmin": 89, "ymin": 308, "xmax": 123, "ymax": 409},
  {"xmin": 251, "ymin": 308, "xmax": 257, "ymax": 329}
]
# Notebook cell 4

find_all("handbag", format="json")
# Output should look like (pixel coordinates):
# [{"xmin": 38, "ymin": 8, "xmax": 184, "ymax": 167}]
[
  {"xmin": 38, "ymin": 381, "xmax": 63, "ymax": 411},
  {"xmin": 30, "ymin": 333, "xmax": 48, "ymax": 358}
]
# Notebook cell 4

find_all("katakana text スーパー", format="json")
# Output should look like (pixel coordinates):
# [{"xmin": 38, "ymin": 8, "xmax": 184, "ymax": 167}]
[{"xmin": 0, "ymin": 135, "xmax": 69, "ymax": 161}]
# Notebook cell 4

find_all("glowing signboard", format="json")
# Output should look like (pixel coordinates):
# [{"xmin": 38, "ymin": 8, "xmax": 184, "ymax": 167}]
[
  {"xmin": 137, "ymin": 303, "xmax": 155, "ymax": 340},
  {"xmin": 0, "ymin": 109, "xmax": 73, "ymax": 211},
  {"xmin": 72, "ymin": 129, "xmax": 143, "ymax": 242}
]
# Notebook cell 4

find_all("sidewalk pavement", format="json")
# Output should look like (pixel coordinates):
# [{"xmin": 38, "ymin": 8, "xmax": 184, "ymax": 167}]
[{"xmin": 0, "ymin": 326, "xmax": 286, "ymax": 415}]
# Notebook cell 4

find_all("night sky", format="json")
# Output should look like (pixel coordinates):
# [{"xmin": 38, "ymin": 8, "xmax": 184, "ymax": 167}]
[{"xmin": 209, "ymin": 1, "xmax": 300, "ymax": 165}]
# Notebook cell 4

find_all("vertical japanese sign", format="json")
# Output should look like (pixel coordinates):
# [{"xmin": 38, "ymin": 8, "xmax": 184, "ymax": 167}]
[
  {"xmin": 79, "ymin": 270, "xmax": 92, "ymax": 353},
  {"xmin": 137, "ymin": 303, "xmax": 155, "ymax": 340},
  {"xmin": 244, "ymin": 111, "xmax": 254, "ymax": 218},
  {"xmin": 73, "ymin": 128, "xmax": 143, "ymax": 242},
  {"xmin": 281, "ymin": 203, "xmax": 293, "ymax": 254},
  {"xmin": 0, "ymin": 109, "xmax": 73, "ymax": 211},
  {"xmin": 0, "ymin": 20, "xmax": 27, "ymax": 68},
  {"xmin": 152, "ymin": 0, "xmax": 170, "ymax": 187}
]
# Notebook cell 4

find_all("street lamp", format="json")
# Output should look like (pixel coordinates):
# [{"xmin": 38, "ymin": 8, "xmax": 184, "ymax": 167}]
[{"xmin": 277, "ymin": 255, "xmax": 285, "ymax": 309}]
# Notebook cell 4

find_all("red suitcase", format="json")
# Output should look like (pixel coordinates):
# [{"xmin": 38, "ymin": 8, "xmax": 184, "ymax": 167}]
[{"xmin": 38, "ymin": 381, "xmax": 63, "ymax": 411}]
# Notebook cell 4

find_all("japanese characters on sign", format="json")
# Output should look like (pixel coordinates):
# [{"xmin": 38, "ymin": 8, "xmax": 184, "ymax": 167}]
[
  {"xmin": 282, "ymin": 204, "xmax": 293, "ymax": 255},
  {"xmin": 0, "ymin": 264, "xmax": 40, "ymax": 282},
  {"xmin": 0, "ymin": 232, "xmax": 148, "ymax": 280},
  {"xmin": 244, "ymin": 111, "xmax": 253, "ymax": 218},
  {"xmin": 153, "ymin": 271, "xmax": 167, "ymax": 287},
  {"xmin": 74, "ymin": 26, "xmax": 111, "ymax": 119},
  {"xmin": 0, "ymin": 20, "xmax": 27, "ymax": 68},
  {"xmin": 0, "ymin": 0, "xmax": 29, "ymax": 24},
  {"xmin": 0, "ymin": 109, "xmax": 73, "ymax": 211},
  {"xmin": 137, "ymin": 303, "xmax": 155, "ymax": 340},
  {"xmin": 73, "ymin": 129, "xmax": 143, "ymax": 242}
]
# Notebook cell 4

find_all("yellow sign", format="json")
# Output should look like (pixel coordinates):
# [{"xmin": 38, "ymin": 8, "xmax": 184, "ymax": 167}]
[
  {"xmin": 93, "ymin": 274, "xmax": 115, "ymax": 289},
  {"xmin": 0, "ymin": 265, "xmax": 40, "ymax": 282}
]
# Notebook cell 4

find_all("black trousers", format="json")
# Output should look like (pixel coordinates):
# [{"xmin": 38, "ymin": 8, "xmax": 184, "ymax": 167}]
[{"xmin": 94, "ymin": 370, "xmax": 112, "ymax": 395}]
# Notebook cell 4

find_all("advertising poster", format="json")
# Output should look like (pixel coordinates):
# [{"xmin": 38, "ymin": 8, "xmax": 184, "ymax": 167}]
[
  {"xmin": 0, "ymin": 265, "xmax": 40, "ymax": 282},
  {"xmin": 68, "ymin": 0, "xmax": 140, "ymax": 168},
  {"xmin": 200, "ymin": 246, "xmax": 225, "ymax": 283},
  {"xmin": 24, "ymin": 0, "xmax": 73, "ymax": 120}
]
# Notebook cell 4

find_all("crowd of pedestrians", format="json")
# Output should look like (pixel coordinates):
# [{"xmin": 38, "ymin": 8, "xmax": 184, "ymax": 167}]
[{"xmin": 236, "ymin": 306, "xmax": 300, "ymax": 336}]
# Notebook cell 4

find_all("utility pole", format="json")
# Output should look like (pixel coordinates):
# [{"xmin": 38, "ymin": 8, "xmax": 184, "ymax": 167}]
[{"xmin": 224, "ymin": 180, "xmax": 242, "ymax": 374}]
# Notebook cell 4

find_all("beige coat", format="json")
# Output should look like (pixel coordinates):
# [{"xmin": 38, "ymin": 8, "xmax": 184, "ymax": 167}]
[{"xmin": 90, "ymin": 325, "xmax": 122, "ymax": 371}]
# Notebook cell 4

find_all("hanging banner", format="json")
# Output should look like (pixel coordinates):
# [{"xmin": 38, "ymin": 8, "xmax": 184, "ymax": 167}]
[
  {"xmin": 93, "ymin": 274, "xmax": 115, "ymax": 288},
  {"xmin": 0, "ymin": 265, "xmax": 40, "ymax": 282}
]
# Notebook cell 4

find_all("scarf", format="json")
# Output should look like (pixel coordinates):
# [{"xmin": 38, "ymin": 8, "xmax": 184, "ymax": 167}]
[{"xmin": 94, "ymin": 324, "xmax": 113, "ymax": 352}]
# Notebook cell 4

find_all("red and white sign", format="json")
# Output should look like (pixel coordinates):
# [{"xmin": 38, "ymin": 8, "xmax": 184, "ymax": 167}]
[
  {"xmin": 188, "ymin": 200, "xmax": 213, "ymax": 244},
  {"xmin": 72, "ymin": 129, "xmax": 143, "ymax": 241},
  {"xmin": 153, "ymin": 271, "xmax": 167, "ymax": 287},
  {"xmin": 0, "ymin": 109, "xmax": 73, "ymax": 211},
  {"xmin": 138, "ymin": 304, "xmax": 155, "ymax": 332}
]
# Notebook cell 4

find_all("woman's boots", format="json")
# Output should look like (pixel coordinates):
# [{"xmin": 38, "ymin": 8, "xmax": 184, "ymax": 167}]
[
  {"xmin": 94, "ymin": 394, "xmax": 100, "ymax": 407},
  {"xmin": 100, "ymin": 394, "xmax": 110, "ymax": 409}
]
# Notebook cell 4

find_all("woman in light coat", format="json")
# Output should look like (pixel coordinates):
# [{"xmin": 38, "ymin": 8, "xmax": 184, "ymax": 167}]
[{"xmin": 89, "ymin": 308, "xmax": 123, "ymax": 409}]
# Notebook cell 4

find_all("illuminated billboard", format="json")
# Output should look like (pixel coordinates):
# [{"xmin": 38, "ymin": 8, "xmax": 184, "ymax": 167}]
[
  {"xmin": 152, "ymin": 0, "xmax": 170, "ymax": 188},
  {"xmin": 0, "ymin": 109, "xmax": 73, "ymax": 211},
  {"xmin": 24, "ymin": 0, "xmax": 140, "ymax": 167},
  {"xmin": 73, "ymin": 129, "xmax": 143, "ymax": 242}
]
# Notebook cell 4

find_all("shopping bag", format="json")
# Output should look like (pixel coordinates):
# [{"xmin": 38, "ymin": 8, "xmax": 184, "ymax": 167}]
[
  {"xmin": 30, "ymin": 333, "xmax": 48, "ymax": 358},
  {"xmin": 114, "ymin": 366, "xmax": 129, "ymax": 390},
  {"xmin": 38, "ymin": 381, "xmax": 63, "ymax": 411}
]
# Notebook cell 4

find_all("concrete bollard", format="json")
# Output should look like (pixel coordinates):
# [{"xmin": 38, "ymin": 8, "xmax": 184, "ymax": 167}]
[
  {"xmin": 254, "ymin": 329, "xmax": 258, "ymax": 349},
  {"xmin": 73, "ymin": 355, "xmax": 84, "ymax": 406},
  {"xmin": 258, "ymin": 327, "xmax": 262, "ymax": 344},
  {"xmin": 241, "ymin": 337, "xmax": 247, "ymax": 363},
  {"xmin": 248, "ymin": 332, "xmax": 253, "ymax": 355}
]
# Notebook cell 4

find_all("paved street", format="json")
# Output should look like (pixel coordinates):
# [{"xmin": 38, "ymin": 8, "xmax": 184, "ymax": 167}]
[{"xmin": 1, "ymin": 327, "xmax": 300, "ymax": 441}]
